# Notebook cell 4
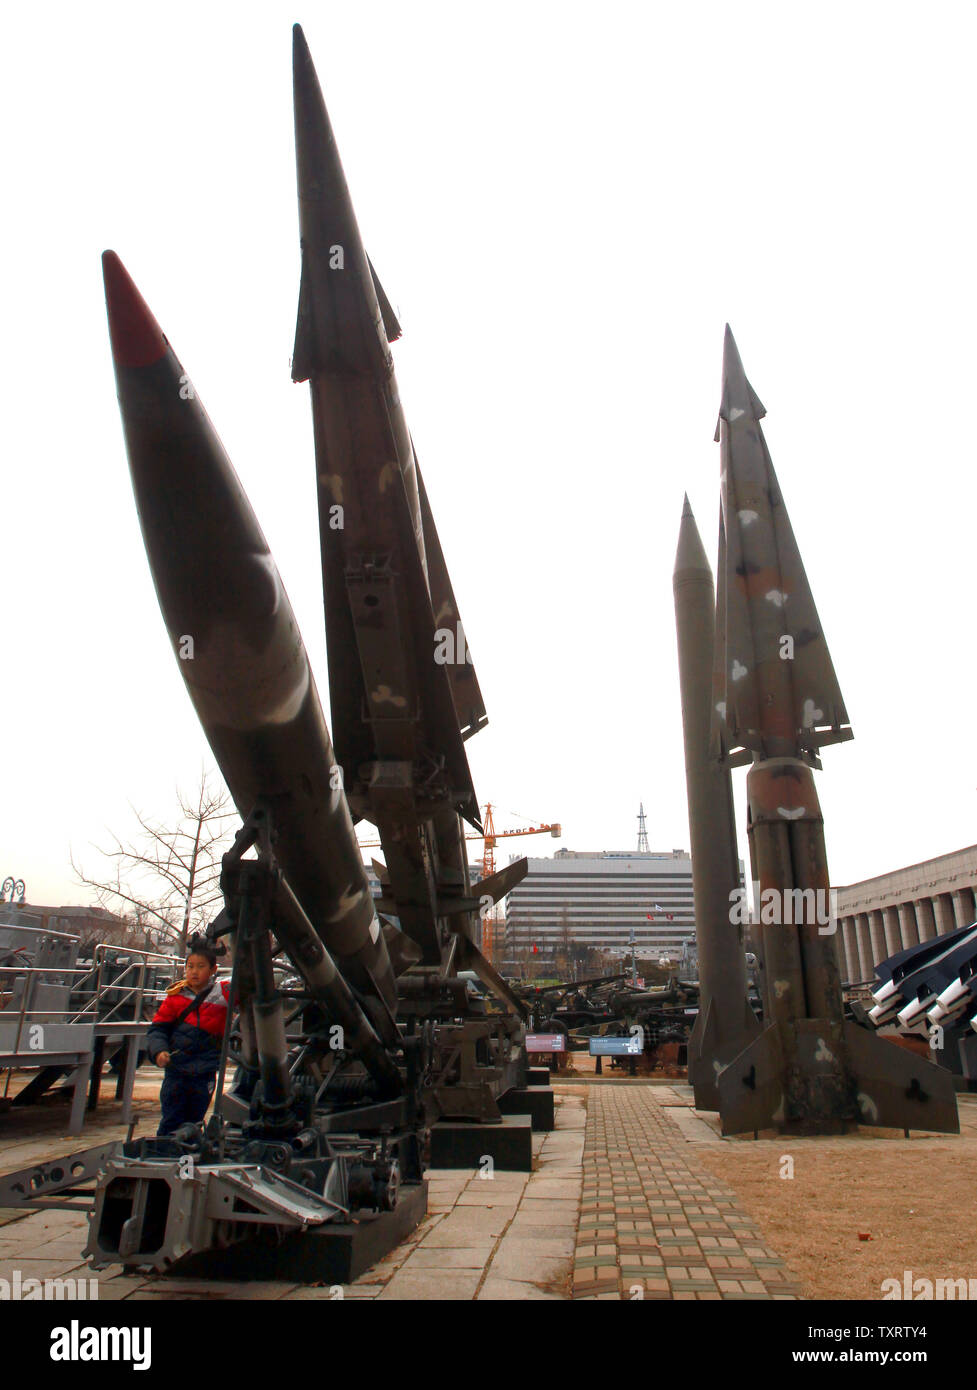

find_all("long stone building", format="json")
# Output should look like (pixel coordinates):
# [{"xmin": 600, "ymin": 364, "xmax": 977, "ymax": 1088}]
[{"xmin": 835, "ymin": 844, "xmax": 977, "ymax": 983}]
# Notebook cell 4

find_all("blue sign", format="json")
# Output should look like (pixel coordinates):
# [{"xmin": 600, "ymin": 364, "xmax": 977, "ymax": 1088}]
[{"xmin": 589, "ymin": 1035, "xmax": 642, "ymax": 1056}]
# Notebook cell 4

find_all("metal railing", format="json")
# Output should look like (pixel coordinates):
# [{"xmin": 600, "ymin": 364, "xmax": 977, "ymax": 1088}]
[
  {"xmin": 67, "ymin": 942, "xmax": 184, "ymax": 1024},
  {"xmin": 0, "ymin": 962, "xmax": 91, "ymax": 1097},
  {"xmin": 0, "ymin": 944, "xmax": 182, "ymax": 1097}
]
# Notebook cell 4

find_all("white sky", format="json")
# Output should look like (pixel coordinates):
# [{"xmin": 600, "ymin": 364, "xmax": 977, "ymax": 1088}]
[{"xmin": 4, "ymin": 2, "xmax": 976, "ymax": 910}]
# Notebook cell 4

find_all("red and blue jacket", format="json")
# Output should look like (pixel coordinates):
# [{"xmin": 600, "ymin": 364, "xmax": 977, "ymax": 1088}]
[{"xmin": 146, "ymin": 979, "xmax": 231, "ymax": 1077}]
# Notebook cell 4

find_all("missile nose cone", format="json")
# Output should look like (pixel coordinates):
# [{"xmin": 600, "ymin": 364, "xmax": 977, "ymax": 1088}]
[
  {"xmin": 101, "ymin": 251, "xmax": 167, "ymax": 368},
  {"xmin": 716, "ymin": 324, "xmax": 765, "ymax": 438},
  {"xmin": 292, "ymin": 23, "xmax": 319, "ymax": 104},
  {"xmin": 673, "ymin": 494, "xmax": 711, "ymax": 579},
  {"xmin": 292, "ymin": 22, "xmax": 315, "ymax": 71},
  {"xmin": 292, "ymin": 21, "xmax": 336, "ymax": 173},
  {"xmin": 291, "ymin": 24, "xmax": 391, "ymax": 381}
]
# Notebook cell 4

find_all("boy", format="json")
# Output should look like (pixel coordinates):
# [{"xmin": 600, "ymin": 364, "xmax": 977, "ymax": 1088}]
[{"xmin": 146, "ymin": 936, "xmax": 231, "ymax": 1136}]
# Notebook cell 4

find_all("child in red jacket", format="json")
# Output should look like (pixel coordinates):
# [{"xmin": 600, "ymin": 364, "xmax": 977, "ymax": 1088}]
[{"xmin": 147, "ymin": 937, "xmax": 230, "ymax": 1136}]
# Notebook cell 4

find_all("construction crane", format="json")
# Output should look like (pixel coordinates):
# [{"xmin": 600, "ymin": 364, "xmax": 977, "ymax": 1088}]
[
  {"xmin": 357, "ymin": 805, "xmax": 562, "ymax": 966},
  {"xmin": 355, "ymin": 805, "xmax": 561, "ymax": 858},
  {"xmin": 476, "ymin": 806, "xmax": 562, "ymax": 967}
]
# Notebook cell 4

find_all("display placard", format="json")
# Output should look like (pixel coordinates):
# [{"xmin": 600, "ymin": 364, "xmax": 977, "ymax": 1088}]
[{"xmin": 589, "ymin": 1035, "xmax": 642, "ymax": 1056}]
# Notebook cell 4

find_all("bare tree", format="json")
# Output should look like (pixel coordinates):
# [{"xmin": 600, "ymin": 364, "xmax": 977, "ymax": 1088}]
[{"xmin": 72, "ymin": 770, "xmax": 238, "ymax": 955}]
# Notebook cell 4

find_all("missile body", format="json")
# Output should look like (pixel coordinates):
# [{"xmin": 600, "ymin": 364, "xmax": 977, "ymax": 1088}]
[
  {"xmin": 673, "ymin": 497, "xmax": 760, "ymax": 1109},
  {"xmin": 102, "ymin": 251, "xmax": 398, "ymax": 1021},
  {"xmin": 289, "ymin": 27, "xmax": 512, "ymax": 988},
  {"xmin": 710, "ymin": 328, "xmax": 958, "ymax": 1136}
]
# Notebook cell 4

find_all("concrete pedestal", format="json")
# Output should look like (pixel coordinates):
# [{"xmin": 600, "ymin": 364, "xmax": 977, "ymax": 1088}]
[
  {"xmin": 429, "ymin": 1114, "xmax": 533, "ymax": 1171},
  {"xmin": 498, "ymin": 1085, "xmax": 555, "ymax": 1131}
]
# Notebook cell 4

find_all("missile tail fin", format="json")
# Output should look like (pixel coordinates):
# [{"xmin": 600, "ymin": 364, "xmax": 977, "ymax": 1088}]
[
  {"xmin": 687, "ymin": 998, "xmax": 720, "ymax": 1111},
  {"xmin": 843, "ymin": 1022, "xmax": 960, "ymax": 1135},
  {"xmin": 717, "ymin": 1024, "xmax": 785, "ymax": 1135},
  {"xmin": 368, "ymin": 256, "xmax": 402, "ymax": 343}
]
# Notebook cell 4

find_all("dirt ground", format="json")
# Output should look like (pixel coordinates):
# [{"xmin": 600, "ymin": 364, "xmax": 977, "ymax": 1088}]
[{"xmin": 697, "ymin": 1096, "xmax": 977, "ymax": 1300}]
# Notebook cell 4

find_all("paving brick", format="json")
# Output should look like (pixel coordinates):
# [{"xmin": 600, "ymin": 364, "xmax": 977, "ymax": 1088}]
[{"xmin": 572, "ymin": 1277, "xmax": 621, "ymax": 1297}]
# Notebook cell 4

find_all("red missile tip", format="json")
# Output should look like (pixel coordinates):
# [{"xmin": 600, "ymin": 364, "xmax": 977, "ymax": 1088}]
[{"xmin": 101, "ymin": 250, "xmax": 168, "ymax": 368}]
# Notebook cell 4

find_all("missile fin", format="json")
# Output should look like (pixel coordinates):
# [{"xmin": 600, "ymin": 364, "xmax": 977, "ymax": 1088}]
[
  {"xmin": 843, "ymin": 1022, "xmax": 960, "ymax": 1134},
  {"xmin": 291, "ymin": 259, "xmax": 315, "ymax": 384},
  {"xmin": 687, "ymin": 997, "xmax": 720, "ymax": 1110},
  {"xmin": 471, "ymin": 857, "xmax": 529, "ymax": 907},
  {"xmin": 689, "ymin": 995, "xmax": 763, "ymax": 1113},
  {"xmin": 368, "ymin": 256, "xmax": 402, "ymax": 343},
  {"xmin": 380, "ymin": 917, "xmax": 424, "ymax": 976},
  {"xmin": 456, "ymin": 935, "xmax": 530, "ymax": 1021},
  {"xmin": 415, "ymin": 453, "xmax": 488, "ymax": 742},
  {"xmin": 716, "ymin": 1024, "xmax": 784, "ymax": 1135}
]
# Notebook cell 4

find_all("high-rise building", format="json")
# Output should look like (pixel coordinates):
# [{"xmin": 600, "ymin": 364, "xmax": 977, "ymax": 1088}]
[{"xmin": 504, "ymin": 848, "xmax": 708, "ymax": 968}]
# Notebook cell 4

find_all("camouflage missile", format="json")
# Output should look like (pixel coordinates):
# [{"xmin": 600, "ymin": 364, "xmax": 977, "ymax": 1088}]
[
  {"xmin": 710, "ymin": 326, "xmax": 958, "ymax": 1136},
  {"xmin": 101, "ymin": 250, "xmax": 399, "ymax": 1023},
  {"xmin": 673, "ymin": 495, "xmax": 760, "ymax": 1110},
  {"xmin": 291, "ymin": 24, "xmax": 486, "ymax": 789},
  {"xmin": 290, "ymin": 26, "xmax": 517, "ymax": 988}
]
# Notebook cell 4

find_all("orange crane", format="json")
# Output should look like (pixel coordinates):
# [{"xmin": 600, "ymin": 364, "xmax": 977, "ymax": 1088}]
[
  {"xmin": 357, "ymin": 805, "xmax": 562, "ymax": 966},
  {"xmin": 477, "ymin": 806, "xmax": 561, "ymax": 966}
]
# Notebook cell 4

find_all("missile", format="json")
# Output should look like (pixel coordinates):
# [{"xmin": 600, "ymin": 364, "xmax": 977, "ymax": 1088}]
[
  {"xmin": 291, "ymin": 22, "xmax": 485, "ymax": 802},
  {"xmin": 673, "ymin": 495, "xmax": 760, "ymax": 1110},
  {"xmin": 101, "ymin": 250, "xmax": 399, "ymax": 1025},
  {"xmin": 929, "ymin": 974, "xmax": 976, "ymax": 1028},
  {"xmin": 710, "ymin": 326, "xmax": 958, "ymax": 1136},
  {"xmin": 869, "ymin": 923, "xmax": 977, "ymax": 1022},
  {"xmin": 289, "ymin": 26, "xmax": 521, "ymax": 1004}
]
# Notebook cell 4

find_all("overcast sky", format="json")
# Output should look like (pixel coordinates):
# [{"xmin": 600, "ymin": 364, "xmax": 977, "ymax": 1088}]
[{"xmin": 4, "ymin": 2, "xmax": 976, "ymax": 912}]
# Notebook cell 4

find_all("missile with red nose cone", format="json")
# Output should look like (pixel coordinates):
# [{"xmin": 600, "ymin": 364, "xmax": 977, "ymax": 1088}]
[
  {"xmin": 289, "ymin": 26, "xmax": 522, "ymax": 1002},
  {"xmin": 101, "ymin": 250, "xmax": 399, "ymax": 1028},
  {"xmin": 710, "ymin": 326, "xmax": 958, "ymax": 1136},
  {"xmin": 673, "ymin": 495, "xmax": 761, "ymax": 1110}
]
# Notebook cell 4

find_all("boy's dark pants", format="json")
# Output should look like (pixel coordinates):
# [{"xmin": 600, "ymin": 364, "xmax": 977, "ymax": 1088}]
[{"xmin": 157, "ymin": 1069, "xmax": 216, "ymax": 1135}]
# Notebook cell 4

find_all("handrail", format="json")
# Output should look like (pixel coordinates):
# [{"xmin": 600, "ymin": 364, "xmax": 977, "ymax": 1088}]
[
  {"xmin": 67, "ymin": 943, "xmax": 183, "ymax": 1024},
  {"xmin": 0, "ymin": 923, "xmax": 82, "ymax": 944},
  {"xmin": 0, "ymin": 945, "xmax": 182, "ymax": 1061},
  {"xmin": 0, "ymin": 946, "xmax": 182, "ymax": 1096}
]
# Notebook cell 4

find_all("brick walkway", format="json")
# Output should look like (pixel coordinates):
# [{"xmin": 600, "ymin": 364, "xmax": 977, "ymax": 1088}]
[{"xmin": 573, "ymin": 1085, "xmax": 803, "ymax": 1300}]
